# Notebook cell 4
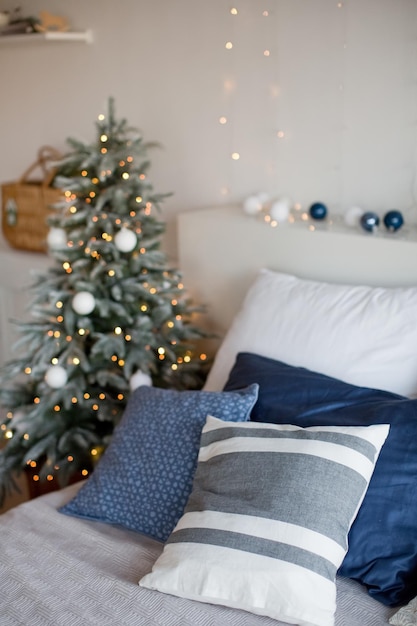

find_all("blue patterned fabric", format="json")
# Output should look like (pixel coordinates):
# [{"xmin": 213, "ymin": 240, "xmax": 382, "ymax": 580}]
[
  {"xmin": 224, "ymin": 352, "xmax": 417, "ymax": 607},
  {"xmin": 60, "ymin": 384, "xmax": 258, "ymax": 542}
]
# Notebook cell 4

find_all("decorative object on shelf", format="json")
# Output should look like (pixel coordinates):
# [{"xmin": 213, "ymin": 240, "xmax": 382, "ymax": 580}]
[
  {"xmin": 344, "ymin": 205, "xmax": 364, "ymax": 227},
  {"xmin": 0, "ymin": 7, "xmax": 39, "ymax": 35},
  {"xmin": 44, "ymin": 365, "xmax": 68, "ymax": 389},
  {"xmin": 47, "ymin": 227, "xmax": 67, "ymax": 249},
  {"xmin": 114, "ymin": 227, "xmax": 137, "ymax": 252},
  {"xmin": 383, "ymin": 210, "xmax": 404, "ymax": 232},
  {"xmin": 1, "ymin": 146, "xmax": 63, "ymax": 253},
  {"xmin": 72, "ymin": 292, "xmax": 96, "ymax": 316},
  {"xmin": 360, "ymin": 211, "xmax": 380, "ymax": 232},
  {"xmin": 242, "ymin": 194, "xmax": 263, "ymax": 216},
  {"xmin": 270, "ymin": 198, "xmax": 291, "ymax": 223},
  {"xmin": 0, "ymin": 98, "xmax": 210, "ymax": 505},
  {"xmin": 129, "ymin": 370, "xmax": 153, "ymax": 390},
  {"xmin": 309, "ymin": 202, "xmax": 328, "ymax": 220},
  {"xmin": 34, "ymin": 11, "xmax": 69, "ymax": 33}
]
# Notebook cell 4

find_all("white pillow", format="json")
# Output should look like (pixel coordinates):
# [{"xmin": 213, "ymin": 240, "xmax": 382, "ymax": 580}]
[
  {"xmin": 140, "ymin": 416, "xmax": 389, "ymax": 626},
  {"xmin": 204, "ymin": 269, "xmax": 417, "ymax": 397}
]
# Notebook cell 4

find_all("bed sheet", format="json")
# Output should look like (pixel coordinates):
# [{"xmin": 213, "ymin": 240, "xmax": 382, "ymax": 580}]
[{"xmin": 0, "ymin": 483, "xmax": 396, "ymax": 626}]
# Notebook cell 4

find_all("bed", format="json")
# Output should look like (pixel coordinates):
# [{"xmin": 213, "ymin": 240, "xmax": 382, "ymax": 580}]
[{"xmin": 2, "ymin": 205, "xmax": 417, "ymax": 626}]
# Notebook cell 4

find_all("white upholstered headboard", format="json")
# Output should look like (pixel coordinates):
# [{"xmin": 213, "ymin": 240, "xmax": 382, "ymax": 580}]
[{"xmin": 178, "ymin": 205, "xmax": 417, "ymax": 342}]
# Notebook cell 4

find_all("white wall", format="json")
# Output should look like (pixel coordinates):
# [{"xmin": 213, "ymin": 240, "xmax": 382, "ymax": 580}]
[{"xmin": 0, "ymin": 0, "xmax": 416, "ymax": 257}]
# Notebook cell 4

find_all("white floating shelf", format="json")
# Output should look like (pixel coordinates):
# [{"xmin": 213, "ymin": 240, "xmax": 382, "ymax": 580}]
[{"xmin": 0, "ymin": 29, "xmax": 93, "ymax": 45}]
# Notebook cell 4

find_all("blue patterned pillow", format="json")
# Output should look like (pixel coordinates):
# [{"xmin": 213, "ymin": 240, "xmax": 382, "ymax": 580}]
[
  {"xmin": 60, "ymin": 384, "xmax": 258, "ymax": 541},
  {"xmin": 224, "ymin": 352, "xmax": 417, "ymax": 606}
]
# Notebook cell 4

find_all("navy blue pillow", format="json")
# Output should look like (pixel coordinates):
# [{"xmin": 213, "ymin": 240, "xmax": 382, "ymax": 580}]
[
  {"xmin": 60, "ymin": 384, "xmax": 258, "ymax": 542},
  {"xmin": 224, "ymin": 352, "xmax": 417, "ymax": 607}
]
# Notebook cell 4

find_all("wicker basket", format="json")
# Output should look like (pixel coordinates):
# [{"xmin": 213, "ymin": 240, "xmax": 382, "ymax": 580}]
[{"xmin": 1, "ymin": 146, "xmax": 63, "ymax": 253}]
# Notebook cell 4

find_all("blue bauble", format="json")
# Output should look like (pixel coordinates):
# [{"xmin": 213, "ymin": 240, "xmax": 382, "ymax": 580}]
[
  {"xmin": 309, "ymin": 202, "xmax": 327, "ymax": 220},
  {"xmin": 360, "ymin": 211, "xmax": 380, "ymax": 232},
  {"xmin": 383, "ymin": 210, "xmax": 404, "ymax": 232}
]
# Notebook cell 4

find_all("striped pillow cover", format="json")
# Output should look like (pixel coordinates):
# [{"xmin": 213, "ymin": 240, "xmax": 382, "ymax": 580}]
[{"xmin": 140, "ymin": 416, "xmax": 389, "ymax": 626}]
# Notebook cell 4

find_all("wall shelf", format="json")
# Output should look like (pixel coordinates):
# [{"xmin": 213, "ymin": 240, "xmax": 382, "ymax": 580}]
[{"xmin": 0, "ymin": 30, "xmax": 93, "ymax": 45}]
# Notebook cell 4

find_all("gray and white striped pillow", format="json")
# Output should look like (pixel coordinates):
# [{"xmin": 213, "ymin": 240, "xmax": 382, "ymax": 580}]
[{"xmin": 140, "ymin": 416, "xmax": 389, "ymax": 626}]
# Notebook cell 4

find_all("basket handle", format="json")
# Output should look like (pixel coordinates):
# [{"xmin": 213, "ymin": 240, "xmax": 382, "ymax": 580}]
[{"xmin": 18, "ymin": 145, "xmax": 62, "ymax": 187}]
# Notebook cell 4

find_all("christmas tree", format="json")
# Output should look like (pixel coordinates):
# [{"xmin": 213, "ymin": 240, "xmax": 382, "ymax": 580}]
[{"xmin": 0, "ymin": 98, "xmax": 208, "ymax": 503}]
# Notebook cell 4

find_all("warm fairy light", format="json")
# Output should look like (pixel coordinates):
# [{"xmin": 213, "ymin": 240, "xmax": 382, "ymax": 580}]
[
  {"xmin": 176, "ymin": 315, "xmax": 182, "ymax": 321},
  {"xmin": 64, "ymin": 190, "xmax": 72, "ymax": 198},
  {"xmin": 99, "ymin": 393, "xmax": 106, "ymax": 400},
  {"xmin": 66, "ymin": 336, "xmax": 72, "ymax": 342},
  {"xmin": 114, "ymin": 326, "xmax": 122, "ymax": 335},
  {"xmin": 127, "ymin": 156, "xmax": 133, "ymax": 162},
  {"xmin": 140, "ymin": 247, "xmax": 146, "ymax": 254},
  {"xmin": 219, "ymin": 116, "xmax": 227, "ymax": 124},
  {"xmin": 115, "ymin": 218, "xmax": 122, "ymax": 225},
  {"xmin": 5, "ymin": 430, "xmax": 13, "ymax": 439},
  {"xmin": 277, "ymin": 130, "xmax": 285, "ymax": 138},
  {"xmin": 32, "ymin": 475, "xmax": 39, "ymax": 482},
  {"xmin": 57, "ymin": 316, "xmax": 64, "ymax": 323},
  {"xmin": 101, "ymin": 148, "xmax": 107, "ymax": 154},
  {"xmin": 264, "ymin": 49, "xmax": 271, "ymax": 57},
  {"xmin": 67, "ymin": 456, "xmax": 74, "ymax": 462},
  {"xmin": 230, "ymin": 7, "xmax": 238, "ymax": 15},
  {"xmin": 89, "ymin": 191, "xmax": 96, "ymax": 198},
  {"xmin": 178, "ymin": 283, "xmax": 184, "ymax": 289},
  {"xmin": 125, "ymin": 334, "xmax": 132, "ymax": 341},
  {"xmin": 92, "ymin": 404, "xmax": 99, "ymax": 411},
  {"xmin": 108, "ymin": 270, "xmax": 115, "ymax": 277},
  {"xmin": 263, "ymin": 10, "xmax": 269, "ymax": 16},
  {"xmin": 69, "ymin": 206, "xmax": 77, "ymax": 214},
  {"xmin": 72, "ymin": 397, "xmax": 78, "ymax": 404},
  {"xmin": 47, "ymin": 475, "xmax": 54, "ymax": 482},
  {"xmin": 119, "ymin": 160, "xmax": 125, "ymax": 167},
  {"xmin": 184, "ymin": 355, "xmax": 191, "ymax": 363},
  {"xmin": 30, "ymin": 460, "xmax": 37, "ymax": 468},
  {"xmin": 54, "ymin": 405, "xmax": 61, "ymax": 412},
  {"xmin": 225, "ymin": 41, "xmax": 233, "ymax": 49},
  {"xmin": 72, "ymin": 357, "xmax": 80, "ymax": 365},
  {"xmin": 231, "ymin": 152, "xmax": 240, "ymax": 160},
  {"xmin": 91, "ymin": 448, "xmax": 98, "ymax": 456},
  {"xmin": 117, "ymin": 393, "xmax": 124, "ymax": 401},
  {"xmin": 86, "ymin": 198, "xmax": 91, "ymax": 204},
  {"xmin": 100, "ymin": 134, "xmax": 108, "ymax": 142},
  {"xmin": 53, "ymin": 331, "xmax": 61, "ymax": 338},
  {"xmin": 111, "ymin": 355, "xmax": 118, "ymax": 362},
  {"xmin": 92, "ymin": 216, "xmax": 99, "ymax": 222},
  {"xmin": 78, "ymin": 328, "xmax": 86, "ymax": 335},
  {"xmin": 56, "ymin": 301, "xmax": 63, "ymax": 309},
  {"xmin": 139, "ymin": 174, "xmax": 146, "ymax": 180},
  {"xmin": 158, "ymin": 347, "xmax": 166, "ymax": 355},
  {"xmin": 171, "ymin": 364, "xmax": 178, "ymax": 370},
  {"xmin": 149, "ymin": 287, "xmax": 157, "ymax": 294},
  {"xmin": 34, "ymin": 397, "xmax": 40, "ymax": 404},
  {"xmin": 118, "ymin": 359, "xmax": 125, "ymax": 367},
  {"xmin": 135, "ymin": 196, "xmax": 142, "ymax": 203},
  {"xmin": 82, "ymin": 469, "xmax": 89, "ymax": 476},
  {"xmin": 52, "ymin": 357, "xmax": 59, "ymax": 365},
  {"xmin": 167, "ymin": 321, "xmax": 174, "ymax": 328},
  {"xmin": 140, "ymin": 304, "xmax": 148, "ymax": 312},
  {"xmin": 171, "ymin": 299, "xmax": 178, "ymax": 306},
  {"xmin": 122, "ymin": 172, "xmax": 130, "ymax": 180},
  {"xmin": 63, "ymin": 262, "xmax": 71, "ymax": 270},
  {"xmin": 98, "ymin": 114, "xmax": 105, "ymax": 121},
  {"xmin": 84, "ymin": 393, "xmax": 90, "ymax": 399},
  {"xmin": 81, "ymin": 170, "xmax": 88, "ymax": 177},
  {"xmin": 92, "ymin": 177, "xmax": 99, "ymax": 184},
  {"xmin": 200, "ymin": 353, "xmax": 208, "ymax": 361},
  {"xmin": 24, "ymin": 367, "xmax": 32, "ymax": 374},
  {"xmin": 264, "ymin": 214, "xmax": 271, "ymax": 223}
]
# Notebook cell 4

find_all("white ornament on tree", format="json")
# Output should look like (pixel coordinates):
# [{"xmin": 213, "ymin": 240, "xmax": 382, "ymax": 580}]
[
  {"xmin": 344, "ymin": 206, "xmax": 364, "ymax": 228},
  {"xmin": 114, "ymin": 227, "xmax": 137, "ymax": 252},
  {"xmin": 72, "ymin": 291, "xmax": 96, "ymax": 315},
  {"xmin": 45, "ymin": 365, "xmax": 68, "ymax": 389},
  {"xmin": 47, "ymin": 227, "xmax": 67, "ymax": 249},
  {"xmin": 129, "ymin": 370, "xmax": 153, "ymax": 390}
]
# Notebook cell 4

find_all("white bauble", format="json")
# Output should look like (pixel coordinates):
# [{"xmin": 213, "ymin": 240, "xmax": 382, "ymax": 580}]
[
  {"xmin": 45, "ymin": 365, "xmax": 68, "ymax": 389},
  {"xmin": 243, "ymin": 195, "xmax": 262, "ymax": 216},
  {"xmin": 72, "ymin": 291, "xmax": 96, "ymax": 315},
  {"xmin": 130, "ymin": 370, "xmax": 153, "ymax": 391},
  {"xmin": 270, "ymin": 200, "xmax": 290, "ymax": 223},
  {"xmin": 344, "ymin": 206, "xmax": 364, "ymax": 228},
  {"xmin": 114, "ymin": 228, "xmax": 137, "ymax": 252},
  {"xmin": 256, "ymin": 191, "xmax": 270, "ymax": 206},
  {"xmin": 47, "ymin": 227, "xmax": 67, "ymax": 249}
]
